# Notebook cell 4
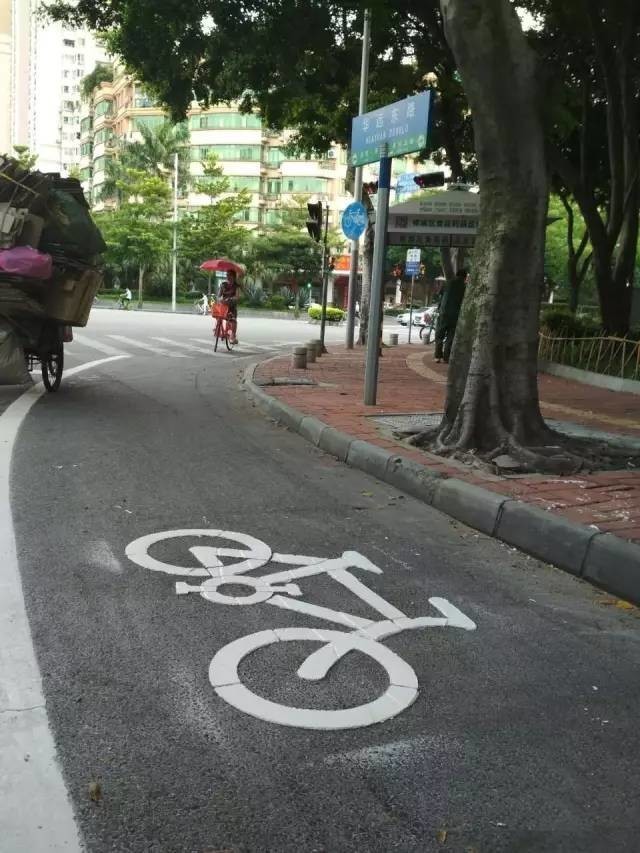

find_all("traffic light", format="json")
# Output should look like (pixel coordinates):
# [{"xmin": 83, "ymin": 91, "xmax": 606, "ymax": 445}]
[
  {"xmin": 363, "ymin": 181, "xmax": 379, "ymax": 195},
  {"xmin": 413, "ymin": 171, "xmax": 445, "ymax": 189},
  {"xmin": 306, "ymin": 201, "xmax": 323, "ymax": 242},
  {"xmin": 328, "ymin": 256, "xmax": 335, "ymax": 271}
]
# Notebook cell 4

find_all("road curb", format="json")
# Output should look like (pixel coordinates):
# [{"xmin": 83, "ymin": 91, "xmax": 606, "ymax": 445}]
[{"xmin": 243, "ymin": 364, "xmax": 640, "ymax": 605}]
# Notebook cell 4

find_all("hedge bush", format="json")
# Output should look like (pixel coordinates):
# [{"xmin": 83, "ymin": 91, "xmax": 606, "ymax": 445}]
[
  {"xmin": 267, "ymin": 294, "xmax": 287, "ymax": 311},
  {"xmin": 308, "ymin": 306, "xmax": 345, "ymax": 322}
]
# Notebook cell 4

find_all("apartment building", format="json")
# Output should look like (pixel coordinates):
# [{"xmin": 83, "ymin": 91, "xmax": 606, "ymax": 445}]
[{"xmin": 0, "ymin": 0, "xmax": 105, "ymax": 173}]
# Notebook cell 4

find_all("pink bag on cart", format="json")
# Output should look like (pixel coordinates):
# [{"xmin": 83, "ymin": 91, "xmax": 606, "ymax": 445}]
[{"xmin": 0, "ymin": 246, "xmax": 53, "ymax": 279}]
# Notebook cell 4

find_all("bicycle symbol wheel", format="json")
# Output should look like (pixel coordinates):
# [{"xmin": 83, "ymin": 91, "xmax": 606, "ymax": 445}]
[
  {"xmin": 125, "ymin": 529, "xmax": 272, "ymax": 577},
  {"xmin": 209, "ymin": 628, "xmax": 419, "ymax": 730}
]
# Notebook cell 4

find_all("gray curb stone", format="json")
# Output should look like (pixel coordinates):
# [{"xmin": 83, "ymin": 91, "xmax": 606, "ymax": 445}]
[
  {"xmin": 318, "ymin": 427, "xmax": 354, "ymax": 462},
  {"xmin": 347, "ymin": 440, "xmax": 393, "ymax": 480},
  {"xmin": 385, "ymin": 455, "xmax": 443, "ymax": 504},
  {"xmin": 583, "ymin": 534, "xmax": 640, "ymax": 602},
  {"xmin": 267, "ymin": 397, "xmax": 305, "ymax": 432},
  {"xmin": 433, "ymin": 479, "xmax": 509, "ymax": 536},
  {"xmin": 299, "ymin": 416, "xmax": 326, "ymax": 446},
  {"xmin": 243, "ymin": 365, "xmax": 640, "ymax": 605},
  {"xmin": 496, "ymin": 501, "xmax": 598, "ymax": 576}
]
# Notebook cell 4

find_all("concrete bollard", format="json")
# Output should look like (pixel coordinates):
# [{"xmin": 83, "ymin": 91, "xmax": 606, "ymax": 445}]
[
  {"xmin": 306, "ymin": 343, "xmax": 317, "ymax": 364},
  {"xmin": 389, "ymin": 333, "xmax": 399, "ymax": 346},
  {"xmin": 311, "ymin": 339, "xmax": 323, "ymax": 358},
  {"xmin": 292, "ymin": 346, "xmax": 307, "ymax": 369}
]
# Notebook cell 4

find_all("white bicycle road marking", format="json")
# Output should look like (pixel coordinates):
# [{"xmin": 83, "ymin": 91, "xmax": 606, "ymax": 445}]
[{"xmin": 125, "ymin": 528, "xmax": 477, "ymax": 730}]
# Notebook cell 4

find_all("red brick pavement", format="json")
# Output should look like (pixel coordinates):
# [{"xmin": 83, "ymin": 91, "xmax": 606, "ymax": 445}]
[{"xmin": 254, "ymin": 345, "xmax": 640, "ymax": 544}]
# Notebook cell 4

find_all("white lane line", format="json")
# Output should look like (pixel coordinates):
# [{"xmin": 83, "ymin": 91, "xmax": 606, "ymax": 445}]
[
  {"xmin": 151, "ymin": 336, "xmax": 213, "ymax": 355},
  {"xmin": 0, "ymin": 354, "xmax": 128, "ymax": 852},
  {"xmin": 72, "ymin": 333, "xmax": 126, "ymax": 357},
  {"xmin": 192, "ymin": 339, "xmax": 280, "ymax": 352},
  {"xmin": 107, "ymin": 335, "xmax": 190, "ymax": 358}
]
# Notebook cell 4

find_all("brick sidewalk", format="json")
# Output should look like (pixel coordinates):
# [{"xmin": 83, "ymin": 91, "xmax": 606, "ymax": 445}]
[{"xmin": 254, "ymin": 345, "xmax": 640, "ymax": 544}]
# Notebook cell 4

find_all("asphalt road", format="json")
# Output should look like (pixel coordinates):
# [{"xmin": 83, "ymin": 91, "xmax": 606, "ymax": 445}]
[{"xmin": 4, "ymin": 311, "xmax": 640, "ymax": 852}]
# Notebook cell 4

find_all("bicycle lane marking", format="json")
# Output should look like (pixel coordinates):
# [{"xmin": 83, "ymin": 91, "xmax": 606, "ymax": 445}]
[
  {"xmin": 0, "ymin": 355, "xmax": 129, "ymax": 853},
  {"xmin": 125, "ymin": 528, "xmax": 477, "ymax": 732}
]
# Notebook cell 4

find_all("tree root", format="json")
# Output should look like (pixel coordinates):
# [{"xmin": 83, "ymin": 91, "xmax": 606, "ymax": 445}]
[{"xmin": 400, "ymin": 424, "xmax": 640, "ymax": 476}]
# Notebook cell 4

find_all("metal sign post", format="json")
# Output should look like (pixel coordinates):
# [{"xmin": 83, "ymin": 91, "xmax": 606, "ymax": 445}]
[
  {"xmin": 364, "ymin": 147, "xmax": 390, "ymax": 405},
  {"xmin": 405, "ymin": 247, "xmax": 420, "ymax": 344},
  {"xmin": 349, "ymin": 92, "xmax": 432, "ymax": 404}
]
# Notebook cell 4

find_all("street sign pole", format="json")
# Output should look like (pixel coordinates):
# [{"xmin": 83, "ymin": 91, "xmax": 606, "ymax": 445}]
[
  {"xmin": 346, "ymin": 8, "xmax": 371, "ymax": 350},
  {"xmin": 319, "ymin": 203, "xmax": 330, "ymax": 351},
  {"xmin": 364, "ymin": 147, "xmax": 390, "ymax": 406},
  {"xmin": 408, "ymin": 275, "xmax": 415, "ymax": 343}
]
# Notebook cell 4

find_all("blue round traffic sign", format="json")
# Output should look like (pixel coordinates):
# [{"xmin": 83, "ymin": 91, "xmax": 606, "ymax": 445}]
[{"xmin": 341, "ymin": 202, "xmax": 368, "ymax": 240}]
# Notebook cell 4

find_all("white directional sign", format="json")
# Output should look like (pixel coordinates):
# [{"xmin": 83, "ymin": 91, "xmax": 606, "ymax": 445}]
[
  {"xmin": 388, "ymin": 189, "xmax": 480, "ymax": 248},
  {"xmin": 126, "ymin": 528, "xmax": 477, "ymax": 731}
]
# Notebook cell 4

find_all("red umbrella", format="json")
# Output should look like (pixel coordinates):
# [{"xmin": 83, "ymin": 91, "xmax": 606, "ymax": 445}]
[{"xmin": 200, "ymin": 258, "xmax": 245, "ymax": 276}]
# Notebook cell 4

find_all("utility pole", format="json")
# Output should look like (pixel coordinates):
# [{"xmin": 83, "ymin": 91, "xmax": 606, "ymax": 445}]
[
  {"xmin": 171, "ymin": 151, "xmax": 178, "ymax": 313},
  {"xmin": 345, "ymin": 8, "xmax": 371, "ymax": 349}
]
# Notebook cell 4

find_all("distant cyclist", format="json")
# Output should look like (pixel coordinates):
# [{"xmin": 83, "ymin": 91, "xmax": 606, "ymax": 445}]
[
  {"xmin": 219, "ymin": 270, "xmax": 241, "ymax": 345},
  {"xmin": 118, "ymin": 287, "xmax": 132, "ymax": 310}
]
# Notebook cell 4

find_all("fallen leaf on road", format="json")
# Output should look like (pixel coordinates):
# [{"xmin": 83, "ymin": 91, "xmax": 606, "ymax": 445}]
[
  {"xmin": 361, "ymin": 490, "xmax": 374, "ymax": 497},
  {"xmin": 436, "ymin": 828, "xmax": 448, "ymax": 844},
  {"xmin": 88, "ymin": 781, "xmax": 102, "ymax": 802}
]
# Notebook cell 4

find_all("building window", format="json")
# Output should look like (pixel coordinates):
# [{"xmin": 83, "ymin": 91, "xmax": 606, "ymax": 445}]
[
  {"xmin": 227, "ymin": 176, "xmax": 261, "ymax": 192},
  {"xmin": 189, "ymin": 112, "xmax": 262, "ymax": 130},
  {"xmin": 80, "ymin": 142, "xmax": 93, "ymax": 156},
  {"xmin": 95, "ymin": 100, "xmax": 113, "ymax": 117},
  {"xmin": 93, "ymin": 155, "xmax": 111, "ymax": 173},
  {"xmin": 266, "ymin": 179, "xmax": 281, "ymax": 195},
  {"xmin": 283, "ymin": 177, "xmax": 328, "ymax": 194},
  {"xmin": 190, "ymin": 144, "xmax": 262, "ymax": 162},
  {"xmin": 80, "ymin": 167, "xmax": 92, "ymax": 181},
  {"xmin": 63, "ymin": 38, "xmax": 75, "ymax": 47},
  {"xmin": 132, "ymin": 115, "xmax": 170, "ymax": 131},
  {"xmin": 234, "ymin": 207, "xmax": 261, "ymax": 223}
]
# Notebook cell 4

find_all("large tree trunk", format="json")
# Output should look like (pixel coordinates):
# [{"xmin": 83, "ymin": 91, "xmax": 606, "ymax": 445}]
[{"xmin": 427, "ymin": 0, "xmax": 549, "ymax": 459}]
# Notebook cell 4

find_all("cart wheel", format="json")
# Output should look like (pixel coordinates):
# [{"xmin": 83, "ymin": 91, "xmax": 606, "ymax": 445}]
[{"xmin": 42, "ymin": 345, "xmax": 64, "ymax": 392}]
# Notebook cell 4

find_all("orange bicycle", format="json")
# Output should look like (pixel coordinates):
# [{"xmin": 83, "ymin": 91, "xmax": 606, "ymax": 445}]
[{"xmin": 211, "ymin": 301, "xmax": 236, "ymax": 352}]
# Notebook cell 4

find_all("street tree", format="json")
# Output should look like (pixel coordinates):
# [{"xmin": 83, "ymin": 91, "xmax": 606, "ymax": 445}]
[
  {"xmin": 178, "ymin": 154, "xmax": 250, "ymax": 289},
  {"xmin": 529, "ymin": 0, "xmax": 640, "ymax": 332},
  {"xmin": 95, "ymin": 170, "xmax": 171, "ymax": 307}
]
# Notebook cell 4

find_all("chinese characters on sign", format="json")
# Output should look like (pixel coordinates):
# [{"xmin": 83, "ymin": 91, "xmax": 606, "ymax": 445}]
[
  {"xmin": 350, "ymin": 92, "xmax": 432, "ymax": 167},
  {"xmin": 386, "ymin": 191, "xmax": 480, "ymax": 248}
]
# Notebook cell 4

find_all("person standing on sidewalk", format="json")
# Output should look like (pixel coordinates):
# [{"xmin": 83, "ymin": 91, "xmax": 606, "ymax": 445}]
[{"xmin": 435, "ymin": 269, "xmax": 468, "ymax": 363}]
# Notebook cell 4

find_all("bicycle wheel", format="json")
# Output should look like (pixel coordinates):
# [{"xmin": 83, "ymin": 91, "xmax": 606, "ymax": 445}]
[
  {"xmin": 224, "ymin": 321, "xmax": 234, "ymax": 352},
  {"xmin": 214, "ymin": 319, "xmax": 221, "ymax": 352},
  {"xmin": 42, "ymin": 344, "xmax": 63, "ymax": 392},
  {"xmin": 209, "ymin": 627, "xmax": 419, "ymax": 730}
]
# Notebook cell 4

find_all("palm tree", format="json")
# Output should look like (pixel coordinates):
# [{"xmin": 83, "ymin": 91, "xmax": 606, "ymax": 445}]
[
  {"xmin": 126, "ymin": 122, "xmax": 190, "ymax": 193},
  {"xmin": 97, "ymin": 122, "xmax": 190, "ymax": 204}
]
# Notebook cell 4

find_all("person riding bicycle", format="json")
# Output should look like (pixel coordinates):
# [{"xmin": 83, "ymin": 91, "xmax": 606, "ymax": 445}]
[
  {"xmin": 119, "ymin": 287, "xmax": 132, "ymax": 310},
  {"xmin": 198, "ymin": 293, "xmax": 209, "ymax": 315},
  {"xmin": 219, "ymin": 269, "xmax": 240, "ymax": 344}
]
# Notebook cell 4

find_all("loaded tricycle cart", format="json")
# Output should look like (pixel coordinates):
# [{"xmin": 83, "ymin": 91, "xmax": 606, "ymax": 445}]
[{"xmin": 0, "ymin": 157, "xmax": 105, "ymax": 391}]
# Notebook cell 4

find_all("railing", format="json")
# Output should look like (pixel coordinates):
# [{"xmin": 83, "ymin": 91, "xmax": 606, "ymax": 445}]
[{"xmin": 538, "ymin": 330, "xmax": 640, "ymax": 381}]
